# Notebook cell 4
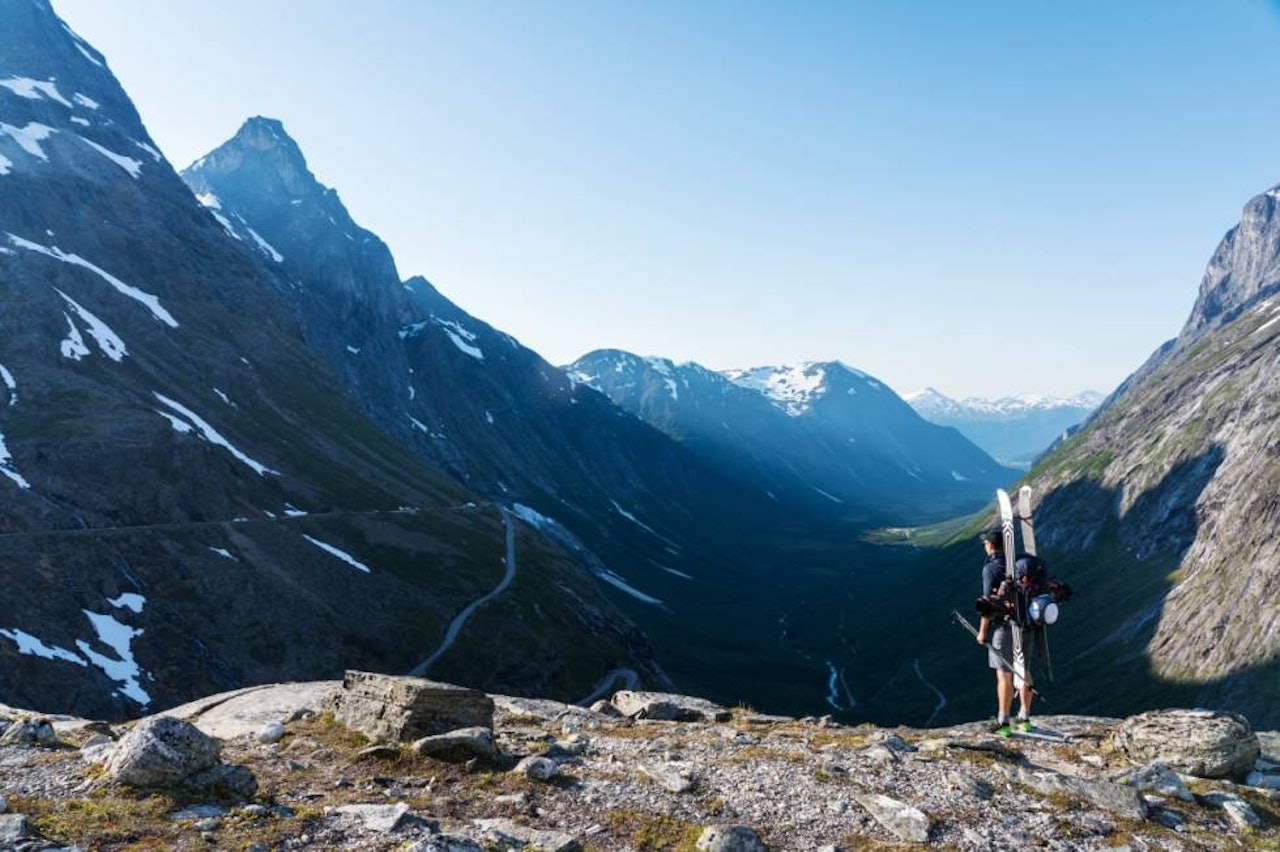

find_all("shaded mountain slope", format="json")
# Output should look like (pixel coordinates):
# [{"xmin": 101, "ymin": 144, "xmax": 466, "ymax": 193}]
[
  {"xmin": 571, "ymin": 351, "xmax": 1016, "ymax": 523},
  {"xmin": 0, "ymin": 0, "xmax": 659, "ymax": 718}
]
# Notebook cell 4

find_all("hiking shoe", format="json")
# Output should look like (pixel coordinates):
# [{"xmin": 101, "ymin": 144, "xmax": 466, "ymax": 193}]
[
  {"xmin": 1017, "ymin": 719, "xmax": 1033, "ymax": 733},
  {"xmin": 990, "ymin": 721, "xmax": 1012, "ymax": 738}
]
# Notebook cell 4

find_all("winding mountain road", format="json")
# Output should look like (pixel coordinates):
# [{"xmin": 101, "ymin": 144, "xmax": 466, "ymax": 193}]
[
  {"xmin": 576, "ymin": 667, "xmax": 640, "ymax": 706},
  {"xmin": 408, "ymin": 508, "xmax": 517, "ymax": 677}
]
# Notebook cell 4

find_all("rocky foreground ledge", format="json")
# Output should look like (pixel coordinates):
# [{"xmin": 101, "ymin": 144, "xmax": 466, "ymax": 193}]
[{"xmin": 1, "ymin": 672, "xmax": 1278, "ymax": 851}]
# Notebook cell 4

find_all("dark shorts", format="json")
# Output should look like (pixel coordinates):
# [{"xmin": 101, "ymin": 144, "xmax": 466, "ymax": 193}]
[{"xmin": 988, "ymin": 623, "xmax": 1037, "ymax": 676}]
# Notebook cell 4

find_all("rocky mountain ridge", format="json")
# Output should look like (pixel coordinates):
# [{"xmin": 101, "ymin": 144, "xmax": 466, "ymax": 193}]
[
  {"xmin": 1010, "ymin": 178, "xmax": 1280, "ymax": 727},
  {"xmin": 1, "ymin": 672, "xmax": 1278, "ymax": 850}
]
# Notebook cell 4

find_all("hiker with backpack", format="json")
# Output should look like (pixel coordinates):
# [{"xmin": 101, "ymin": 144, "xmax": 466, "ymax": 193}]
[{"xmin": 975, "ymin": 528, "xmax": 1034, "ymax": 736}]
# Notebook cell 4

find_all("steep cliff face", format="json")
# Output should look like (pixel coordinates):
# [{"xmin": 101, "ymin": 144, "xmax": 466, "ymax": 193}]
[
  {"xmin": 1026, "ymin": 183, "xmax": 1280, "ymax": 724},
  {"xmin": 1181, "ymin": 186, "xmax": 1280, "ymax": 342}
]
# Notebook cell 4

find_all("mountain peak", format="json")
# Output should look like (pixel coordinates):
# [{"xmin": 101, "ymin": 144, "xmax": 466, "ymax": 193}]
[
  {"xmin": 186, "ymin": 116, "xmax": 317, "ymax": 199},
  {"xmin": 229, "ymin": 116, "xmax": 296, "ymax": 153}
]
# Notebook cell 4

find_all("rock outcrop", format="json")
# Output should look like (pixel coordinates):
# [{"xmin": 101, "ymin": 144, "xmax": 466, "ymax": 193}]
[
  {"xmin": 325, "ymin": 671, "xmax": 495, "ymax": 743},
  {"xmin": 1112, "ymin": 708, "xmax": 1260, "ymax": 780},
  {"xmin": 611, "ymin": 690, "xmax": 732, "ymax": 723}
]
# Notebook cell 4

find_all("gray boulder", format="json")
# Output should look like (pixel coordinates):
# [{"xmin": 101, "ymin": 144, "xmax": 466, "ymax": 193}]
[
  {"xmin": 610, "ymin": 690, "xmax": 731, "ymax": 723},
  {"xmin": 1112, "ymin": 709, "xmax": 1259, "ymax": 779},
  {"xmin": 696, "ymin": 825, "xmax": 768, "ymax": 851},
  {"xmin": 514, "ymin": 755, "xmax": 558, "ymax": 781},
  {"xmin": 104, "ymin": 716, "xmax": 222, "ymax": 788},
  {"xmin": 325, "ymin": 671, "xmax": 494, "ymax": 743},
  {"xmin": 257, "ymin": 721, "xmax": 286, "ymax": 744},
  {"xmin": 944, "ymin": 769, "xmax": 992, "ymax": 800},
  {"xmin": 0, "ymin": 717, "xmax": 57, "ymax": 747},
  {"xmin": 1246, "ymin": 769, "xmax": 1280, "ymax": 790},
  {"xmin": 1200, "ymin": 791, "xmax": 1261, "ymax": 829},
  {"xmin": 411, "ymin": 727, "xmax": 499, "ymax": 762},
  {"xmin": 1113, "ymin": 762, "xmax": 1193, "ymax": 801},
  {"xmin": 640, "ymin": 763, "xmax": 697, "ymax": 793},
  {"xmin": 1018, "ymin": 767, "xmax": 1147, "ymax": 820},
  {"xmin": 854, "ymin": 793, "xmax": 932, "ymax": 842},
  {"xmin": 0, "ymin": 813, "xmax": 29, "ymax": 845},
  {"xmin": 474, "ymin": 818, "xmax": 581, "ymax": 851},
  {"xmin": 333, "ymin": 802, "xmax": 412, "ymax": 834}
]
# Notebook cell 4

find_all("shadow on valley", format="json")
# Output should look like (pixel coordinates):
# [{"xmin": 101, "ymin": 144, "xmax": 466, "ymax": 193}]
[{"xmin": 624, "ymin": 443, "xmax": 1280, "ymax": 730}]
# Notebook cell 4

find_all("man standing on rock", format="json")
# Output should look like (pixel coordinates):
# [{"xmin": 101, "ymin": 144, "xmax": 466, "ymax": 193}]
[{"xmin": 975, "ymin": 528, "xmax": 1033, "ymax": 736}]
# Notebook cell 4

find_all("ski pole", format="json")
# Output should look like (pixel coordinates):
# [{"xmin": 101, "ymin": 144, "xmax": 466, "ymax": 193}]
[{"xmin": 951, "ymin": 610, "xmax": 1048, "ymax": 705}]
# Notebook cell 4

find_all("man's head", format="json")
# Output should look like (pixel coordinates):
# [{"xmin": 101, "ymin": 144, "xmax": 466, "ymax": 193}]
[{"xmin": 981, "ymin": 528, "xmax": 1003, "ymax": 555}]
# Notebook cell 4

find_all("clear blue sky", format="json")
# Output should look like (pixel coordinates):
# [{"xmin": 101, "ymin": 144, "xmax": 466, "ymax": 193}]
[{"xmin": 52, "ymin": 0, "xmax": 1280, "ymax": 398}]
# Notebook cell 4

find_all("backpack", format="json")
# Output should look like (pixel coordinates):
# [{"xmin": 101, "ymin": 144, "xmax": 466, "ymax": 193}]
[
  {"xmin": 1013, "ymin": 553, "xmax": 1048, "ymax": 596},
  {"xmin": 1012, "ymin": 553, "xmax": 1072, "ymax": 626}
]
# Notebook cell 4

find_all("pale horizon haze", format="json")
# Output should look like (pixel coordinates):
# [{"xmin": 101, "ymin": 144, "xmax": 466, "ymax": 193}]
[{"xmin": 50, "ymin": 0, "xmax": 1280, "ymax": 399}]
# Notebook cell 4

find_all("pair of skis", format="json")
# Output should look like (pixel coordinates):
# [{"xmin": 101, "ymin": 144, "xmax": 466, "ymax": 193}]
[{"xmin": 996, "ymin": 486, "xmax": 1053, "ymax": 690}]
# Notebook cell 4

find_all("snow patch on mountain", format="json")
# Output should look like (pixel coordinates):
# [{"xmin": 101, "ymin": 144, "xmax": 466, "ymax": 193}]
[
  {"xmin": 303, "ymin": 535, "xmax": 371, "ymax": 574},
  {"xmin": 0, "ymin": 77, "xmax": 72, "ymax": 107},
  {"xmin": 645, "ymin": 358, "xmax": 679, "ymax": 399},
  {"xmin": 0, "ymin": 121, "xmax": 55, "ymax": 162},
  {"xmin": 77, "ymin": 607, "xmax": 150, "ymax": 706},
  {"xmin": 7, "ymin": 233, "xmax": 179, "ymax": 327},
  {"xmin": 108, "ymin": 593, "xmax": 145, "ymax": 614},
  {"xmin": 77, "ymin": 136, "xmax": 142, "ymax": 178},
  {"xmin": 246, "ymin": 227, "xmax": 283, "ymax": 262},
  {"xmin": 432, "ymin": 317, "xmax": 483, "ymax": 360},
  {"xmin": 722, "ymin": 363, "xmax": 832, "ymax": 416},
  {"xmin": 0, "ymin": 627, "xmax": 84, "ymax": 666},
  {"xmin": 59, "ymin": 312, "xmax": 90, "ymax": 361},
  {"xmin": 599, "ymin": 570, "xmax": 663, "ymax": 606},
  {"xmin": 153, "ymin": 392, "xmax": 277, "ymax": 476},
  {"xmin": 610, "ymin": 500, "xmax": 657, "ymax": 534},
  {"xmin": 0, "ymin": 364, "xmax": 16, "ymax": 406},
  {"xmin": 57, "ymin": 289, "xmax": 127, "ymax": 361},
  {"xmin": 0, "ymin": 429, "xmax": 31, "ymax": 489}
]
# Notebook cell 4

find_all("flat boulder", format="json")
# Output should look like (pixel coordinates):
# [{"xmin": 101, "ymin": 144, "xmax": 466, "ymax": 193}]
[
  {"xmin": 104, "ymin": 716, "xmax": 221, "ymax": 788},
  {"xmin": 1112, "ymin": 709, "xmax": 1259, "ymax": 780},
  {"xmin": 853, "ymin": 793, "xmax": 932, "ymax": 843},
  {"xmin": 325, "ymin": 671, "xmax": 494, "ymax": 743},
  {"xmin": 696, "ymin": 825, "xmax": 768, "ymax": 851},
  {"xmin": 411, "ymin": 727, "xmax": 499, "ymax": 762},
  {"xmin": 610, "ymin": 691, "xmax": 731, "ymax": 723}
]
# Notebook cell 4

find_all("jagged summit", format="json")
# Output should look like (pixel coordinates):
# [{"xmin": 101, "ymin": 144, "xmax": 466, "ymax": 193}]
[
  {"xmin": 183, "ymin": 117, "xmax": 401, "ymax": 305},
  {"xmin": 1180, "ymin": 183, "xmax": 1280, "ymax": 344},
  {"xmin": 186, "ymin": 116, "xmax": 320, "ymax": 202}
]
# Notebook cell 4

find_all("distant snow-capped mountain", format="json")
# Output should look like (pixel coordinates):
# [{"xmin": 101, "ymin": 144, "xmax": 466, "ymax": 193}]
[
  {"xmin": 570, "ymin": 352, "xmax": 1018, "ymax": 521},
  {"xmin": 904, "ymin": 387, "xmax": 1105, "ymax": 468},
  {"xmin": 721, "ymin": 362, "xmax": 887, "ymax": 417},
  {"xmin": 906, "ymin": 388, "xmax": 1105, "ymax": 420}
]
